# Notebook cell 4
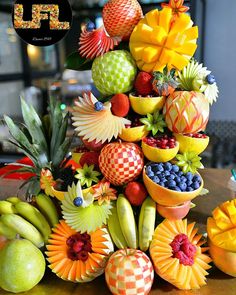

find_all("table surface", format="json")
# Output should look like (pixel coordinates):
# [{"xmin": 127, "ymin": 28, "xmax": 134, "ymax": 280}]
[{"xmin": 0, "ymin": 168, "xmax": 236, "ymax": 295}]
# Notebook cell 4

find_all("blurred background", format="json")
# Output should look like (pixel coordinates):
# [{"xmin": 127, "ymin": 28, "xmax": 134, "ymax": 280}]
[{"xmin": 0, "ymin": 0, "xmax": 235, "ymax": 168}]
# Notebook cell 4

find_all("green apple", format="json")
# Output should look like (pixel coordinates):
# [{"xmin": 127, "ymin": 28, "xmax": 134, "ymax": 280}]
[{"xmin": 0, "ymin": 239, "xmax": 46, "ymax": 293}]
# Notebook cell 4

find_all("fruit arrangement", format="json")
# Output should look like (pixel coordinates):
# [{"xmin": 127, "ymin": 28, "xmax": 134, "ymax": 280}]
[{"xmin": 0, "ymin": 0, "xmax": 225, "ymax": 294}]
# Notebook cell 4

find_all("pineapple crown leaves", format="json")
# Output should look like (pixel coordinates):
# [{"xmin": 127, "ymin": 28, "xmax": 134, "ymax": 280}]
[
  {"xmin": 140, "ymin": 111, "xmax": 167, "ymax": 136},
  {"xmin": 153, "ymin": 66, "xmax": 179, "ymax": 91},
  {"xmin": 175, "ymin": 151, "xmax": 204, "ymax": 174},
  {"xmin": 75, "ymin": 164, "xmax": 101, "ymax": 188}
]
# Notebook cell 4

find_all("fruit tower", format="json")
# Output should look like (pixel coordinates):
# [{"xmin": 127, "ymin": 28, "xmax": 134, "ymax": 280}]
[{"xmin": 2, "ymin": 0, "xmax": 229, "ymax": 294}]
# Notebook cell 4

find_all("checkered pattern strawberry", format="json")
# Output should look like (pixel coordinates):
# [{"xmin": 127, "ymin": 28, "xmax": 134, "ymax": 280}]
[{"xmin": 98, "ymin": 142, "xmax": 144, "ymax": 186}]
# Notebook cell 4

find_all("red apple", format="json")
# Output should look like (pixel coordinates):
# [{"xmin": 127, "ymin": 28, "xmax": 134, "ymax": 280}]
[
  {"xmin": 81, "ymin": 137, "xmax": 107, "ymax": 151},
  {"xmin": 125, "ymin": 181, "xmax": 147, "ymax": 206}
]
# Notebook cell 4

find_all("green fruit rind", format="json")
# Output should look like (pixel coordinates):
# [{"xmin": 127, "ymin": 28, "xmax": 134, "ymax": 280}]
[
  {"xmin": 92, "ymin": 50, "xmax": 137, "ymax": 96},
  {"xmin": 139, "ymin": 197, "xmax": 156, "ymax": 251},
  {"xmin": 0, "ymin": 214, "xmax": 44, "ymax": 248},
  {"xmin": 35, "ymin": 194, "xmax": 59, "ymax": 228},
  {"xmin": 0, "ymin": 200, "xmax": 17, "ymax": 214},
  {"xmin": 15, "ymin": 202, "xmax": 51, "ymax": 243},
  {"xmin": 6, "ymin": 197, "xmax": 21, "ymax": 205},
  {"xmin": 116, "ymin": 194, "xmax": 138, "ymax": 249},
  {"xmin": 0, "ymin": 220, "xmax": 16, "ymax": 240},
  {"xmin": 107, "ymin": 206, "xmax": 128, "ymax": 249}
]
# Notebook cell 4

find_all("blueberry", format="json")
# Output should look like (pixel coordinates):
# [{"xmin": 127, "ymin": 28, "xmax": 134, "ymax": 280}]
[
  {"xmin": 160, "ymin": 178, "xmax": 167, "ymax": 183},
  {"xmin": 206, "ymin": 74, "xmax": 216, "ymax": 85},
  {"xmin": 160, "ymin": 172, "xmax": 166, "ymax": 178},
  {"xmin": 164, "ymin": 171, "xmax": 171, "ymax": 176},
  {"xmin": 192, "ymin": 181, "xmax": 200, "ymax": 190},
  {"xmin": 172, "ymin": 165, "xmax": 179, "ymax": 172},
  {"xmin": 179, "ymin": 182, "xmax": 187, "ymax": 191},
  {"xmin": 175, "ymin": 176, "xmax": 181, "ymax": 183},
  {"xmin": 180, "ymin": 176, "xmax": 187, "ymax": 182},
  {"xmin": 167, "ymin": 180, "xmax": 176, "ymax": 187},
  {"xmin": 157, "ymin": 164, "xmax": 164, "ymax": 172},
  {"xmin": 152, "ymin": 165, "xmax": 159, "ymax": 173},
  {"xmin": 178, "ymin": 171, "xmax": 183, "ymax": 177},
  {"xmin": 153, "ymin": 176, "xmax": 160, "ymax": 183},
  {"xmin": 156, "ymin": 171, "xmax": 162, "ymax": 175},
  {"xmin": 186, "ymin": 172, "xmax": 193, "ymax": 181},
  {"xmin": 73, "ymin": 197, "xmax": 83, "ymax": 207},
  {"xmin": 148, "ymin": 171, "xmax": 155, "ymax": 178},
  {"xmin": 187, "ymin": 180, "xmax": 193, "ymax": 186},
  {"xmin": 159, "ymin": 182, "xmax": 165, "ymax": 187},
  {"xmin": 193, "ymin": 174, "xmax": 201, "ymax": 183},
  {"xmin": 186, "ymin": 187, "xmax": 194, "ymax": 192},
  {"xmin": 86, "ymin": 21, "xmax": 95, "ymax": 31},
  {"xmin": 174, "ymin": 186, "xmax": 182, "ymax": 192},
  {"xmin": 167, "ymin": 174, "xmax": 175, "ymax": 180},
  {"xmin": 94, "ymin": 101, "xmax": 104, "ymax": 111},
  {"xmin": 146, "ymin": 166, "xmax": 152, "ymax": 173},
  {"xmin": 164, "ymin": 162, "xmax": 172, "ymax": 171}
]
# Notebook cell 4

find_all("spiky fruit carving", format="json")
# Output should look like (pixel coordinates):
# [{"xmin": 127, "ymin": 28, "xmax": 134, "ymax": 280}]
[
  {"xmin": 99, "ymin": 142, "xmax": 144, "ymax": 186},
  {"xmin": 79, "ymin": 26, "xmax": 121, "ymax": 59},
  {"xmin": 102, "ymin": 0, "xmax": 143, "ymax": 40},
  {"xmin": 150, "ymin": 219, "xmax": 211, "ymax": 290},
  {"xmin": 163, "ymin": 91, "xmax": 209, "ymax": 134},
  {"xmin": 105, "ymin": 249, "xmax": 154, "ymax": 295},
  {"xmin": 46, "ymin": 220, "xmax": 114, "ymax": 283},
  {"xmin": 207, "ymin": 199, "xmax": 236, "ymax": 277},
  {"xmin": 129, "ymin": 7, "xmax": 198, "ymax": 72},
  {"xmin": 92, "ymin": 50, "xmax": 137, "ymax": 96}
]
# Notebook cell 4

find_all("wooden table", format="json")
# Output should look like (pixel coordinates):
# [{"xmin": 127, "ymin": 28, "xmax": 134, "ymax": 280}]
[{"xmin": 0, "ymin": 169, "xmax": 236, "ymax": 295}]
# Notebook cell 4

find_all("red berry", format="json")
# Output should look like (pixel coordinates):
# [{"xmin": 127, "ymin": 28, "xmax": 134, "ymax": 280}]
[
  {"xmin": 134, "ymin": 72, "xmax": 153, "ymax": 96},
  {"xmin": 77, "ymin": 250, "xmax": 89, "ymax": 262},
  {"xmin": 73, "ymin": 241, "xmax": 84, "ymax": 252},
  {"xmin": 79, "ymin": 151, "xmax": 100, "ymax": 169},
  {"xmin": 124, "ymin": 181, "xmax": 148, "ymax": 206},
  {"xmin": 111, "ymin": 93, "xmax": 130, "ymax": 117}
]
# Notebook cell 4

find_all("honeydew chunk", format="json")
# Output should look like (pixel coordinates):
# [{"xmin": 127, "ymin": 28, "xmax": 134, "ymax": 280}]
[
  {"xmin": 170, "ymin": 13, "xmax": 193, "ymax": 34},
  {"xmin": 170, "ymin": 51, "xmax": 189, "ymax": 70},
  {"xmin": 159, "ymin": 7, "xmax": 172, "ymax": 33},
  {"xmin": 151, "ymin": 26, "xmax": 167, "ymax": 45},
  {"xmin": 142, "ymin": 45, "xmax": 162, "ymax": 63},
  {"xmin": 142, "ymin": 62, "xmax": 156, "ymax": 73},
  {"xmin": 165, "ymin": 32, "xmax": 187, "ymax": 49},
  {"xmin": 175, "ymin": 42, "xmax": 197, "ymax": 56},
  {"xmin": 139, "ymin": 24, "xmax": 154, "ymax": 43},
  {"xmin": 129, "ymin": 43, "xmax": 144, "ymax": 60},
  {"xmin": 184, "ymin": 26, "xmax": 199, "ymax": 41},
  {"xmin": 145, "ymin": 9, "xmax": 159, "ymax": 28}
]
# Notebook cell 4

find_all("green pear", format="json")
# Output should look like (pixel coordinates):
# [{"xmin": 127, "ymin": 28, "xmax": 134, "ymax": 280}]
[{"xmin": 0, "ymin": 239, "xmax": 45, "ymax": 293}]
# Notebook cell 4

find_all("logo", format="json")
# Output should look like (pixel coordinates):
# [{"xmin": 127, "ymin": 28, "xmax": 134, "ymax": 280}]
[{"xmin": 12, "ymin": 0, "xmax": 72, "ymax": 46}]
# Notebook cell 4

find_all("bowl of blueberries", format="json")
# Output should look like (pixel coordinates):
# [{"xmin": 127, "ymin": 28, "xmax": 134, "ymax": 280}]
[{"xmin": 143, "ymin": 161, "xmax": 203, "ymax": 206}]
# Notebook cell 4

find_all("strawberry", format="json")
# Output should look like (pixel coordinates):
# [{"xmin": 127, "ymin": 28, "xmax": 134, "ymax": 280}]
[
  {"xmin": 124, "ymin": 181, "xmax": 147, "ymax": 206},
  {"xmin": 79, "ymin": 152, "xmax": 100, "ymax": 169},
  {"xmin": 111, "ymin": 93, "xmax": 130, "ymax": 117},
  {"xmin": 134, "ymin": 72, "xmax": 153, "ymax": 96}
]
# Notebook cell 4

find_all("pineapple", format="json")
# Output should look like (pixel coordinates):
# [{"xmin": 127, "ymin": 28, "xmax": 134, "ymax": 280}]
[
  {"xmin": 152, "ymin": 66, "xmax": 178, "ymax": 96},
  {"xmin": 4, "ymin": 97, "xmax": 71, "ymax": 196}
]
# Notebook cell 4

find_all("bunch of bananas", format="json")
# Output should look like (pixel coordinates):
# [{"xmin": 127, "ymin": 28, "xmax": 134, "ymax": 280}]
[
  {"xmin": 108, "ymin": 194, "xmax": 156, "ymax": 251},
  {"xmin": 0, "ymin": 194, "xmax": 59, "ymax": 248}
]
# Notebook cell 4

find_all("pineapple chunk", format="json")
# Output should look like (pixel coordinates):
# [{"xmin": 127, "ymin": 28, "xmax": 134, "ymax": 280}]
[
  {"xmin": 170, "ymin": 13, "xmax": 192, "ymax": 35},
  {"xmin": 158, "ymin": 7, "xmax": 172, "ymax": 33},
  {"xmin": 175, "ymin": 42, "xmax": 197, "ymax": 56},
  {"xmin": 151, "ymin": 27, "xmax": 167, "ymax": 45},
  {"xmin": 145, "ymin": 9, "xmax": 159, "ymax": 28},
  {"xmin": 142, "ymin": 46, "xmax": 161, "ymax": 63},
  {"xmin": 165, "ymin": 32, "xmax": 187, "ymax": 49},
  {"xmin": 184, "ymin": 26, "xmax": 199, "ymax": 41}
]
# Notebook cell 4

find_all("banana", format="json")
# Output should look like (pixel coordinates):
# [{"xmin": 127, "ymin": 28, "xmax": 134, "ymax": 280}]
[
  {"xmin": 116, "ymin": 194, "xmax": 138, "ymax": 249},
  {"xmin": 107, "ymin": 206, "xmax": 128, "ymax": 249},
  {"xmin": 6, "ymin": 197, "xmax": 21, "ymax": 204},
  {"xmin": 15, "ymin": 201, "xmax": 51, "ymax": 242},
  {"xmin": 0, "ymin": 214, "xmax": 44, "ymax": 248},
  {"xmin": 35, "ymin": 194, "xmax": 59, "ymax": 227},
  {"xmin": 0, "ymin": 220, "xmax": 17, "ymax": 239},
  {"xmin": 0, "ymin": 200, "xmax": 17, "ymax": 214},
  {"xmin": 138, "ymin": 197, "xmax": 156, "ymax": 251}
]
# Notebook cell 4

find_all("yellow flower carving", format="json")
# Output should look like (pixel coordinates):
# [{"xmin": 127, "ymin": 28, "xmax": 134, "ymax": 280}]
[
  {"xmin": 40, "ymin": 169, "xmax": 55, "ymax": 197},
  {"xmin": 93, "ymin": 181, "xmax": 117, "ymax": 205}
]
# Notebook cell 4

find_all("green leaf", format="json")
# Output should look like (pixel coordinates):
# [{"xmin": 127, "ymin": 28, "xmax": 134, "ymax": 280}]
[
  {"xmin": 65, "ymin": 51, "xmax": 93, "ymax": 71},
  {"xmin": 199, "ymin": 188, "xmax": 209, "ymax": 196},
  {"xmin": 52, "ymin": 138, "xmax": 72, "ymax": 167}
]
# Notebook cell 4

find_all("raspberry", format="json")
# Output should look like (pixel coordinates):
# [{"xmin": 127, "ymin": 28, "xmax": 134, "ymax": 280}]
[
  {"xmin": 134, "ymin": 72, "xmax": 153, "ymax": 96},
  {"xmin": 77, "ymin": 250, "xmax": 89, "ymax": 262},
  {"xmin": 73, "ymin": 241, "xmax": 84, "ymax": 252}
]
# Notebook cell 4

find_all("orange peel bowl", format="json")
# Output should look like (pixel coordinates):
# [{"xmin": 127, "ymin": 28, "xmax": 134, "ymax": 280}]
[
  {"xmin": 143, "ymin": 168, "xmax": 203, "ymax": 206},
  {"xmin": 156, "ymin": 201, "xmax": 191, "ymax": 220},
  {"xmin": 129, "ymin": 94, "xmax": 165, "ymax": 115},
  {"xmin": 142, "ymin": 140, "xmax": 179, "ymax": 162},
  {"xmin": 119, "ymin": 125, "xmax": 149, "ymax": 142},
  {"xmin": 174, "ymin": 133, "xmax": 209, "ymax": 155}
]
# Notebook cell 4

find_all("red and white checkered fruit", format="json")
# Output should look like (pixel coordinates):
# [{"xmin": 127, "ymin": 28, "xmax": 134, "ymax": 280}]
[
  {"xmin": 99, "ymin": 142, "xmax": 144, "ymax": 186},
  {"xmin": 105, "ymin": 249, "xmax": 154, "ymax": 295}
]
